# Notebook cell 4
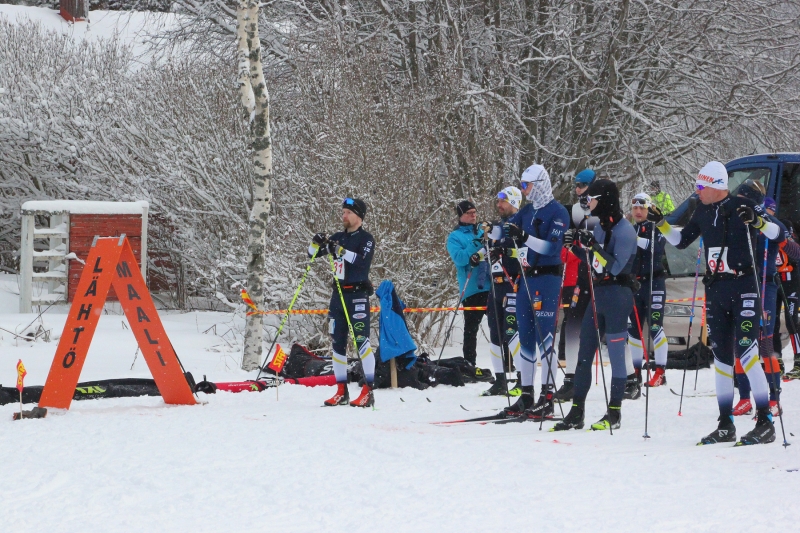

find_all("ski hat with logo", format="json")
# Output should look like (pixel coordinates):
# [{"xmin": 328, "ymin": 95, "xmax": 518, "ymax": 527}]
[
  {"xmin": 696, "ymin": 161, "xmax": 728, "ymax": 190},
  {"xmin": 497, "ymin": 186, "xmax": 522, "ymax": 210},
  {"xmin": 574, "ymin": 169, "xmax": 596, "ymax": 186},
  {"xmin": 765, "ymin": 197, "xmax": 777, "ymax": 211},
  {"xmin": 736, "ymin": 179, "xmax": 766, "ymax": 205},
  {"xmin": 343, "ymin": 198, "xmax": 367, "ymax": 220},
  {"xmin": 456, "ymin": 199, "xmax": 477, "ymax": 217},
  {"xmin": 521, "ymin": 164, "xmax": 554, "ymax": 209}
]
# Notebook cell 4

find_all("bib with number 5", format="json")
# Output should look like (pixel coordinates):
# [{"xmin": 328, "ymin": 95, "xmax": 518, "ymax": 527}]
[{"xmin": 707, "ymin": 246, "xmax": 733, "ymax": 274}]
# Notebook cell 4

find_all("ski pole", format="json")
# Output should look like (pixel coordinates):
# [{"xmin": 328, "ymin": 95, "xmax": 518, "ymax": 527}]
[
  {"xmin": 677, "ymin": 237, "xmax": 702, "ymax": 412},
  {"xmin": 483, "ymin": 236, "xmax": 511, "ymax": 409},
  {"xmin": 435, "ymin": 268, "xmax": 473, "ymax": 366},
  {"xmin": 254, "ymin": 249, "xmax": 319, "ymax": 381},
  {"xmin": 538, "ymin": 253, "xmax": 570, "ymax": 431},
  {"xmin": 745, "ymin": 226, "xmax": 789, "ymax": 447},
  {"xmin": 584, "ymin": 247, "xmax": 613, "ymax": 435},
  {"xmin": 510, "ymin": 240, "xmax": 566, "ymax": 423},
  {"xmin": 631, "ymin": 302, "xmax": 650, "ymax": 439}
]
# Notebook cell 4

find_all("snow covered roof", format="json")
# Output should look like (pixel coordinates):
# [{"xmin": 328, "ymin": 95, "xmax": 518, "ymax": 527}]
[{"xmin": 21, "ymin": 200, "xmax": 149, "ymax": 215}]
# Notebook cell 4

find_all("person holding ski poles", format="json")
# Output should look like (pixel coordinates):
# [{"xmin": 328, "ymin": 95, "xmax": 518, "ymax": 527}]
[
  {"xmin": 627, "ymin": 193, "xmax": 669, "ymax": 392},
  {"xmin": 480, "ymin": 187, "xmax": 523, "ymax": 397},
  {"xmin": 649, "ymin": 162, "xmax": 780, "ymax": 445},
  {"xmin": 730, "ymin": 180, "xmax": 787, "ymax": 418},
  {"xmin": 446, "ymin": 200, "xmax": 490, "ymax": 376},
  {"xmin": 555, "ymin": 168, "xmax": 598, "ymax": 403},
  {"xmin": 487, "ymin": 164, "xmax": 569, "ymax": 419},
  {"xmin": 773, "ymin": 211, "xmax": 800, "ymax": 381},
  {"xmin": 553, "ymin": 179, "xmax": 638, "ymax": 431},
  {"xmin": 310, "ymin": 198, "xmax": 377, "ymax": 408}
]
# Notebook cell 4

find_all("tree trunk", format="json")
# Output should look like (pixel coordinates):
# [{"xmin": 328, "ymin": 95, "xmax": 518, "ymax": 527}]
[{"xmin": 239, "ymin": 0, "xmax": 272, "ymax": 371}]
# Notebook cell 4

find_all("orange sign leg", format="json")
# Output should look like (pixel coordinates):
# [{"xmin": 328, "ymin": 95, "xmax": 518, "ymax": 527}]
[{"xmin": 39, "ymin": 236, "xmax": 196, "ymax": 409}]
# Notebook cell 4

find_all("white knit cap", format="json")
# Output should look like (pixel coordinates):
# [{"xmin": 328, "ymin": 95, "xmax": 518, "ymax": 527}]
[
  {"xmin": 697, "ymin": 161, "xmax": 728, "ymax": 190},
  {"xmin": 497, "ymin": 186, "xmax": 522, "ymax": 209}
]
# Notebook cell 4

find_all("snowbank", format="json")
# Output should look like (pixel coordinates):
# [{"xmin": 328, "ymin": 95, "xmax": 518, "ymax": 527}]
[{"xmin": 0, "ymin": 5, "xmax": 181, "ymax": 60}]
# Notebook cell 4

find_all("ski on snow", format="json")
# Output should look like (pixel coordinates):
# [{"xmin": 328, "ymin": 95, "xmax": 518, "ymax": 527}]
[
  {"xmin": 432, "ymin": 413, "xmax": 563, "ymax": 425},
  {"xmin": 670, "ymin": 388, "xmax": 716, "ymax": 398}
]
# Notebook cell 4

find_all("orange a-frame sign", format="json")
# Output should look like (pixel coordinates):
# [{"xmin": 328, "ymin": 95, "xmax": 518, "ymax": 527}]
[{"xmin": 39, "ymin": 235, "xmax": 196, "ymax": 409}]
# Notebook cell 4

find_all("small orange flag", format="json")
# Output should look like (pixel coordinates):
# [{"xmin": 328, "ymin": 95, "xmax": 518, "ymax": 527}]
[
  {"xmin": 16, "ymin": 359, "xmax": 27, "ymax": 393},
  {"xmin": 240, "ymin": 289, "xmax": 258, "ymax": 311},
  {"xmin": 267, "ymin": 344, "xmax": 288, "ymax": 374}
]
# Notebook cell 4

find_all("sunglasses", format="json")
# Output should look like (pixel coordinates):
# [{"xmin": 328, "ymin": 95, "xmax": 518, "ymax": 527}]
[
  {"xmin": 586, "ymin": 194, "xmax": 602, "ymax": 201},
  {"xmin": 574, "ymin": 182, "xmax": 589, "ymax": 188},
  {"xmin": 497, "ymin": 192, "xmax": 509, "ymax": 200},
  {"xmin": 343, "ymin": 197, "xmax": 356, "ymax": 206},
  {"xmin": 696, "ymin": 184, "xmax": 705, "ymax": 191},
  {"xmin": 631, "ymin": 199, "xmax": 649, "ymax": 207}
]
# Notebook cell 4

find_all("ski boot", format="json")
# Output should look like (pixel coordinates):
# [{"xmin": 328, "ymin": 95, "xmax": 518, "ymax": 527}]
[
  {"xmin": 550, "ymin": 404, "xmax": 584, "ymax": 431},
  {"xmin": 350, "ymin": 384, "xmax": 374, "ymax": 408},
  {"xmin": 783, "ymin": 361, "xmax": 800, "ymax": 381},
  {"xmin": 554, "ymin": 375, "xmax": 575, "ymax": 403},
  {"xmin": 624, "ymin": 370, "xmax": 642, "ymax": 400},
  {"xmin": 732, "ymin": 398, "xmax": 753, "ymax": 416},
  {"xmin": 697, "ymin": 415, "xmax": 737, "ymax": 445},
  {"xmin": 480, "ymin": 373, "xmax": 509, "ymax": 397},
  {"xmin": 503, "ymin": 386, "xmax": 534, "ymax": 416},
  {"xmin": 324, "ymin": 382, "xmax": 350, "ymax": 406},
  {"xmin": 590, "ymin": 406, "xmax": 621, "ymax": 431},
  {"xmin": 525, "ymin": 388, "xmax": 555, "ymax": 420},
  {"xmin": 508, "ymin": 372, "xmax": 523, "ymax": 397},
  {"xmin": 736, "ymin": 407, "xmax": 775, "ymax": 445},
  {"xmin": 645, "ymin": 366, "xmax": 667, "ymax": 388}
]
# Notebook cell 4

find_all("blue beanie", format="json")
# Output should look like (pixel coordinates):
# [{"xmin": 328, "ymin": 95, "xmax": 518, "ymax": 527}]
[{"xmin": 575, "ymin": 169, "xmax": 596, "ymax": 185}]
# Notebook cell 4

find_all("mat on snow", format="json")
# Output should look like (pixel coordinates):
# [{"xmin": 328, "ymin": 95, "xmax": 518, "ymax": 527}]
[{"xmin": 0, "ymin": 377, "xmax": 164, "ymax": 406}]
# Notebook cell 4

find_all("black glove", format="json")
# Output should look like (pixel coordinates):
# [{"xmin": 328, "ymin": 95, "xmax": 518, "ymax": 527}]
[
  {"xmin": 312, "ymin": 233, "xmax": 328, "ymax": 246},
  {"xmin": 647, "ymin": 205, "xmax": 664, "ymax": 225},
  {"xmin": 504, "ymin": 223, "xmax": 528, "ymax": 244},
  {"xmin": 469, "ymin": 249, "xmax": 486, "ymax": 267},
  {"xmin": 326, "ymin": 240, "xmax": 342, "ymax": 258},
  {"xmin": 737, "ymin": 205, "xmax": 757, "ymax": 225},
  {"xmin": 577, "ymin": 229, "xmax": 596, "ymax": 248},
  {"xmin": 563, "ymin": 228, "xmax": 575, "ymax": 248},
  {"xmin": 489, "ymin": 247, "xmax": 503, "ymax": 262}
]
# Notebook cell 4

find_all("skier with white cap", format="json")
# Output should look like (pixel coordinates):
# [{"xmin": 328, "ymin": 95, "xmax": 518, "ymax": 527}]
[
  {"xmin": 479, "ymin": 186, "xmax": 524, "ymax": 396},
  {"xmin": 487, "ymin": 164, "xmax": 569, "ymax": 419},
  {"xmin": 649, "ymin": 161, "xmax": 782, "ymax": 445},
  {"xmin": 628, "ymin": 192, "xmax": 670, "ymax": 391}
]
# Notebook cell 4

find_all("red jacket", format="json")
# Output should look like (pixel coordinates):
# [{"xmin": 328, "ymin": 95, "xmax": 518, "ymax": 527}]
[{"xmin": 561, "ymin": 247, "xmax": 581, "ymax": 287}]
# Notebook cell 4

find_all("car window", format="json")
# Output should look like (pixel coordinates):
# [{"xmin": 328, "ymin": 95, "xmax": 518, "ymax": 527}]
[
  {"xmin": 778, "ymin": 163, "xmax": 800, "ymax": 230},
  {"xmin": 664, "ymin": 238, "xmax": 702, "ymax": 277},
  {"xmin": 728, "ymin": 167, "xmax": 771, "ymax": 196}
]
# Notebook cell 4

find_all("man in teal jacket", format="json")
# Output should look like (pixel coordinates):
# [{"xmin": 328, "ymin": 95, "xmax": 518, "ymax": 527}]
[{"xmin": 446, "ymin": 200, "xmax": 490, "ymax": 368}]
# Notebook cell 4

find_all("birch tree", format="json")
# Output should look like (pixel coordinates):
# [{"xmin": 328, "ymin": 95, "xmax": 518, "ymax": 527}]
[{"xmin": 237, "ymin": 0, "xmax": 273, "ymax": 371}]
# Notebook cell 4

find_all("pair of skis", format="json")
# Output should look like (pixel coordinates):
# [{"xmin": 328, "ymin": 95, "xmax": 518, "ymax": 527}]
[{"xmin": 431, "ymin": 412, "xmax": 563, "ymax": 426}]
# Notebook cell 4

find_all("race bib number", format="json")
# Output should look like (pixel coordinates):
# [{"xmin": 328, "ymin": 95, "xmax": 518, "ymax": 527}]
[
  {"xmin": 707, "ymin": 247, "xmax": 733, "ymax": 274},
  {"xmin": 592, "ymin": 253, "xmax": 604, "ymax": 274},
  {"xmin": 333, "ymin": 257, "xmax": 345, "ymax": 279},
  {"xmin": 491, "ymin": 260, "xmax": 503, "ymax": 273},
  {"xmin": 518, "ymin": 248, "xmax": 529, "ymax": 268}
]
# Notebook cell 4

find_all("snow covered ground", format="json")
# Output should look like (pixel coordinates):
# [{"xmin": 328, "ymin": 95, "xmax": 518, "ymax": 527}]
[
  {"xmin": 1, "ymin": 273, "xmax": 800, "ymax": 532},
  {"xmin": 0, "ymin": 5, "xmax": 181, "ymax": 63}
]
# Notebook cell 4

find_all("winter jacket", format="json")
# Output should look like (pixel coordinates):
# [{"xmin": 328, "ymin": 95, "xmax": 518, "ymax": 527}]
[
  {"xmin": 446, "ymin": 223, "xmax": 490, "ymax": 300},
  {"xmin": 376, "ymin": 280, "xmax": 417, "ymax": 367}
]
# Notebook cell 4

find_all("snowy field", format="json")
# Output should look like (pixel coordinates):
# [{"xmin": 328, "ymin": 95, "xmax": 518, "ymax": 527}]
[{"xmin": 1, "ymin": 273, "xmax": 800, "ymax": 532}]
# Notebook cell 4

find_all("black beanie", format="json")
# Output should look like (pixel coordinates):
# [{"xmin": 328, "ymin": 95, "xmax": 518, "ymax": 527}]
[
  {"xmin": 343, "ymin": 198, "xmax": 367, "ymax": 220},
  {"xmin": 585, "ymin": 179, "xmax": 623, "ymax": 230},
  {"xmin": 456, "ymin": 200, "xmax": 476, "ymax": 216}
]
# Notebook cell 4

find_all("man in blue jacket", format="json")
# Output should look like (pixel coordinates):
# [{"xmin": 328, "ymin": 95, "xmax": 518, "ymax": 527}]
[{"xmin": 446, "ymin": 200, "xmax": 490, "ymax": 371}]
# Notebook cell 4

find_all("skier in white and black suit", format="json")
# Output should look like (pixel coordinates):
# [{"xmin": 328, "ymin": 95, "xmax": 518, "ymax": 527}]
[
  {"xmin": 650, "ymin": 162, "xmax": 780, "ymax": 446},
  {"xmin": 480, "ymin": 186, "xmax": 523, "ymax": 397},
  {"xmin": 310, "ymin": 198, "xmax": 377, "ymax": 408}
]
